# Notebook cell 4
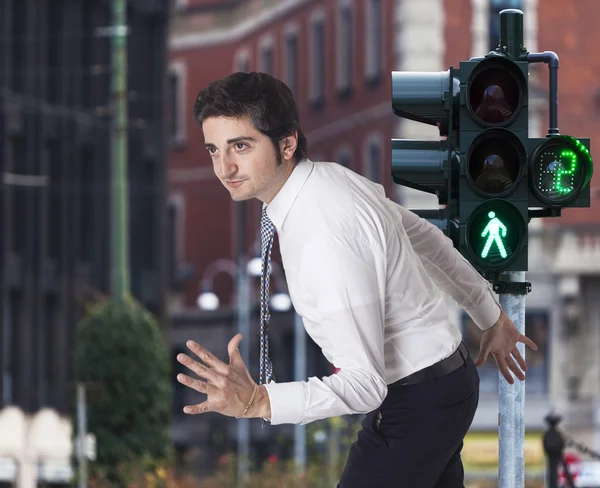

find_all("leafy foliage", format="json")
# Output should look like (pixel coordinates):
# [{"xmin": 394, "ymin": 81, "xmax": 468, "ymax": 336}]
[{"xmin": 74, "ymin": 297, "xmax": 173, "ymax": 480}]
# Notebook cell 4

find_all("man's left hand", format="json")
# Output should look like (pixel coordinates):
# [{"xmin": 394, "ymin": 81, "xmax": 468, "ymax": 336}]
[
  {"xmin": 474, "ymin": 310, "xmax": 539, "ymax": 384},
  {"xmin": 176, "ymin": 334, "xmax": 271, "ymax": 418}
]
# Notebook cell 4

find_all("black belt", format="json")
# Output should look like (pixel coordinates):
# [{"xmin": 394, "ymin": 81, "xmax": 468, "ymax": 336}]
[{"xmin": 389, "ymin": 343, "xmax": 469, "ymax": 387}]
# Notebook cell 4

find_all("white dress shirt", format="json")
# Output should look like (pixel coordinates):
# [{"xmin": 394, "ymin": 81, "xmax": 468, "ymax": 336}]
[{"xmin": 263, "ymin": 159, "xmax": 501, "ymax": 425}]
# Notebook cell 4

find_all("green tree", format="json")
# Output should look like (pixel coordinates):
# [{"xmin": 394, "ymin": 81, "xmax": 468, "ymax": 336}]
[{"xmin": 74, "ymin": 297, "xmax": 173, "ymax": 481}]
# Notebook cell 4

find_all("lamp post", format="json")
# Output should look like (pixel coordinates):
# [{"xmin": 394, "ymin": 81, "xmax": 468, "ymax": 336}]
[
  {"xmin": 248, "ymin": 257, "xmax": 306, "ymax": 473},
  {"xmin": 197, "ymin": 256, "xmax": 292, "ymax": 484}
]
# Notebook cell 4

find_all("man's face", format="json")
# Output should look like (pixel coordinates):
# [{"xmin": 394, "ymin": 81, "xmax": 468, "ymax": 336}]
[{"xmin": 202, "ymin": 116, "xmax": 295, "ymax": 203}]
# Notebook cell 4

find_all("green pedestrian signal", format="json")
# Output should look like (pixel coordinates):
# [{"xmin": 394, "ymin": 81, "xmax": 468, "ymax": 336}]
[
  {"xmin": 481, "ymin": 211, "xmax": 507, "ymax": 259},
  {"xmin": 466, "ymin": 200, "xmax": 526, "ymax": 270}
]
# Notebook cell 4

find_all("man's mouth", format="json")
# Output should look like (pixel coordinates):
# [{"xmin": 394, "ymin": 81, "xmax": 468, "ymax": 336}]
[{"xmin": 226, "ymin": 180, "xmax": 246, "ymax": 188}]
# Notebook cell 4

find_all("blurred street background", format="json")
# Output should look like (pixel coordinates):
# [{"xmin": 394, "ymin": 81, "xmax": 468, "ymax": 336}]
[{"xmin": 1, "ymin": 0, "xmax": 600, "ymax": 486}]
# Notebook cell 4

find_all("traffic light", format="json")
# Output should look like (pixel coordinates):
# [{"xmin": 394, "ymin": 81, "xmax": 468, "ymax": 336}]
[
  {"xmin": 391, "ymin": 8, "xmax": 593, "ymax": 275},
  {"xmin": 453, "ymin": 53, "xmax": 530, "ymax": 273}
]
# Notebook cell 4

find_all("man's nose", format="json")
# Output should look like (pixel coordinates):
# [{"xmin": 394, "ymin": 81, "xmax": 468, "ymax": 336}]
[{"xmin": 217, "ymin": 154, "xmax": 238, "ymax": 178}]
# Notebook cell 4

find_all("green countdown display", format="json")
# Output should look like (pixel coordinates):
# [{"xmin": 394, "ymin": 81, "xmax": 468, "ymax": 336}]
[
  {"xmin": 530, "ymin": 135, "xmax": 594, "ymax": 206},
  {"xmin": 466, "ymin": 200, "xmax": 526, "ymax": 269}
]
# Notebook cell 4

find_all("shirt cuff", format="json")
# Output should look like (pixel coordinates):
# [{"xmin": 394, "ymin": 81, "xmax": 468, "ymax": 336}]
[
  {"xmin": 262, "ymin": 380, "xmax": 306, "ymax": 425},
  {"xmin": 465, "ymin": 291, "xmax": 502, "ymax": 330}
]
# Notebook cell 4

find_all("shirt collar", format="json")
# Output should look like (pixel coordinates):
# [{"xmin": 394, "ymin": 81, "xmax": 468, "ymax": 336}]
[{"xmin": 264, "ymin": 159, "xmax": 314, "ymax": 231}]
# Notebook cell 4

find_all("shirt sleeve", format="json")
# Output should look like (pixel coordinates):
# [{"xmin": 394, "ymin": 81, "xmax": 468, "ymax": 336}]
[
  {"xmin": 263, "ymin": 234, "xmax": 389, "ymax": 425},
  {"xmin": 395, "ymin": 203, "xmax": 501, "ymax": 330}
]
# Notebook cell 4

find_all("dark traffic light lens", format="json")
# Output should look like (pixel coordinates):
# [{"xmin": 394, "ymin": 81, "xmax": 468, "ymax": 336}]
[
  {"xmin": 466, "ymin": 200, "xmax": 526, "ymax": 269},
  {"xmin": 530, "ymin": 136, "xmax": 594, "ymax": 206},
  {"xmin": 467, "ymin": 129, "xmax": 526, "ymax": 196},
  {"xmin": 467, "ymin": 58, "xmax": 526, "ymax": 127}
]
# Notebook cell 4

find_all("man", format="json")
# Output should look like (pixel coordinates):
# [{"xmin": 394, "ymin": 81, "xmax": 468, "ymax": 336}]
[{"xmin": 176, "ymin": 72, "xmax": 538, "ymax": 487}]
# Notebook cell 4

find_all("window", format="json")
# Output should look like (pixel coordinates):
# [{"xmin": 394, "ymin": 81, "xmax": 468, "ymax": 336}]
[
  {"xmin": 284, "ymin": 26, "xmax": 299, "ymax": 99},
  {"xmin": 489, "ymin": 0, "xmax": 523, "ymax": 52},
  {"xmin": 462, "ymin": 309, "xmax": 549, "ymax": 396},
  {"xmin": 336, "ymin": 0, "xmax": 353, "ymax": 95},
  {"xmin": 47, "ymin": 142, "xmax": 62, "ymax": 261},
  {"xmin": 365, "ymin": 0, "xmax": 382, "ymax": 84},
  {"xmin": 335, "ymin": 145, "xmax": 352, "ymax": 169},
  {"xmin": 9, "ymin": 137, "xmax": 27, "ymax": 255},
  {"xmin": 309, "ymin": 11, "xmax": 326, "ymax": 106},
  {"xmin": 259, "ymin": 36, "xmax": 274, "ymax": 75},
  {"xmin": 167, "ymin": 195, "xmax": 185, "ymax": 289},
  {"xmin": 167, "ymin": 61, "xmax": 186, "ymax": 148},
  {"xmin": 41, "ymin": 295, "xmax": 58, "ymax": 407},
  {"xmin": 78, "ymin": 147, "xmax": 94, "ymax": 262},
  {"xmin": 3, "ymin": 291, "xmax": 22, "ymax": 406},
  {"xmin": 234, "ymin": 47, "xmax": 250, "ymax": 72},
  {"xmin": 364, "ymin": 135, "xmax": 383, "ymax": 182}
]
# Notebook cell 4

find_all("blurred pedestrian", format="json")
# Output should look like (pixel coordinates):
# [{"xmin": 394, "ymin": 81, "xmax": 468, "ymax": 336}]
[{"xmin": 176, "ymin": 71, "xmax": 538, "ymax": 487}]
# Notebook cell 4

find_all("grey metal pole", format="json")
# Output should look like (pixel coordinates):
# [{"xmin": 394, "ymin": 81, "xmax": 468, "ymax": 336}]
[
  {"xmin": 498, "ymin": 271, "xmax": 526, "ymax": 488},
  {"xmin": 77, "ymin": 383, "xmax": 88, "ymax": 488},
  {"xmin": 236, "ymin": 260, "xmax": 251, "ymax": 483},
  {"xmin": 234, "ymin": 201, "xmax": 251, "ymax": 484},
  {"xmin": 293, "ymin": 312, "xmax": 307, "ymax": 472}
]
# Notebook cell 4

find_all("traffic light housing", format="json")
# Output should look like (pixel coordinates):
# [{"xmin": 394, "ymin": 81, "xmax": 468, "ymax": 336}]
[
  {"xmin": 391, "ymin": 70, "xmax": 459, "ymax": 207},
  {"xmin": 453, "ymin": 54, "xmax": 530, "ymax": 273},
  {"xmin": 390, "ymin": 8, "xmax": 594, "ymax": 275}
]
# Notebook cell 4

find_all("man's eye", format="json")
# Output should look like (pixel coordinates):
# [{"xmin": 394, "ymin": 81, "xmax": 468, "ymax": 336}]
[{"xmin": 236, "ymin": 143, "xmax": 247, "ymax": 150}]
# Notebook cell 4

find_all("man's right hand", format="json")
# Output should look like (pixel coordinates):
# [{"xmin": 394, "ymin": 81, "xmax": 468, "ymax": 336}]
[{"xmin": 475, "ymin": 310, "xmax": 538, "ymax": 384}]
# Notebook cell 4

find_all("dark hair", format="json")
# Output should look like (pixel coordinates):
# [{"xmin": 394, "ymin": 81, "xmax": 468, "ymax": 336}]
[{"xmin": 192, "ymin": 72, "xmax": 308, "ymax": 164}]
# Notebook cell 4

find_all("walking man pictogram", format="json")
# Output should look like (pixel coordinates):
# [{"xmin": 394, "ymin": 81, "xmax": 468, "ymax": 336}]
[{"xmin": 481, "ymin": 210, "xmax": 508, "ymax": 259}]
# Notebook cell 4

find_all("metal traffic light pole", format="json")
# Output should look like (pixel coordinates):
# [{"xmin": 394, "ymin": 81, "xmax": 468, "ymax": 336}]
[
  {"xmin": 486, "ymin": 11, "xmax": 531, "ymax": 488},
  {"xmin": 491, "ymin": 13, "xmax": 528, "ymax": 488},
  {"xmin": 493, "ymin": 271, "xmax": 529, "ymax": 488}
]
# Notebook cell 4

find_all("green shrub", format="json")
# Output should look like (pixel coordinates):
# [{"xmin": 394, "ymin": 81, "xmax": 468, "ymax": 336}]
[{"xmin": 74, "ymin": 297, "xmax": 173, "ymax": 481}]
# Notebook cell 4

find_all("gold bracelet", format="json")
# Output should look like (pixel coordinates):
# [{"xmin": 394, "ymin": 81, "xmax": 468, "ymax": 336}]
[{"xmin": 236, "ymin": 383, "xmax": 258, "ymax": 419}]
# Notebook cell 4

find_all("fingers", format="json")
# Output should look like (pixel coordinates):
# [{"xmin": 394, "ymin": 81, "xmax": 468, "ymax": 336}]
[
  {"xmin": 493, "ymin": 353, "xmax": 514, "ymax": 384},
  {"xmin": 228, "ymin": 334, "xmax": 245, "ymax": 365},
  {"xmin": 505, "ymin": 355, "xmax": 525, "ymax": 382},
  {"xmin": 520, "ymin": 334, "xmax": 539, "ymax": 351},
  {"xmin": 177, "ymin": 373, "xmax": 208, "ymax": 394},
  {"xmin": 177, "ymin": 353, "xmax": 219, "ymax": 383},
  {"xmin": 511, "ymin": 347, "xmax": 527, "ymax": 372},
  {"xmin": 183, "ymin": 401, "xmax": 214, "ymax": 415},
  {"xmin": 186, "ymin": 340, "xmax": 228, "ymax": 375}
]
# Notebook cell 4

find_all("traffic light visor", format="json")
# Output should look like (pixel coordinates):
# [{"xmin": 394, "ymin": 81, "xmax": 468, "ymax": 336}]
[
  {"xmin": 467, "ymin": 129, "xmax": 526, "ymax": 197},
  {"xmin": 392, "ymin": 70, "xmax": 459, "ymax": 135},
  {"xmin": 530, "ymin": 135, "xmax": 594, "ymax": 206},
  {"xmin": 467, "ymin": 57, "xmax": 527, "ymax": 127},
  {"xmin": 466, "ymin": 200, "xmax": 526, "ymax": 269}
]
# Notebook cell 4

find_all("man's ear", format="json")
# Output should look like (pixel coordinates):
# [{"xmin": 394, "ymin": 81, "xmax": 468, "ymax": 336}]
[{"xmin": 280, "ymin": 133, "xmax": 298, "ymax": 161}]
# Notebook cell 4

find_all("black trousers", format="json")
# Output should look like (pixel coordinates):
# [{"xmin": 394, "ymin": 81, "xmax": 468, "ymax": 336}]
[{"xmin": 338, "ymin": 348, "xmax": 480, "ymax": 488}]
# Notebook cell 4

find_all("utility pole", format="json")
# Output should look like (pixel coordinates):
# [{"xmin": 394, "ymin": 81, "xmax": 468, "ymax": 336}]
[
  {"xmin": 75, "ymin": 2, "xmax": 129, "ymax": 487},
  {"xmin": 294, "ymin": 312, "xmax": 307, "ymax": 472},
  {"xmin": 234, "ymin": 201, "xmax": 251, "ymax": 485},
  {"xmin": 77, "ymin": 384, "xmax": 88, "ymax": 488},
  {"xmin": 498, "ymin": 272, "xmax": 527, "ymax": 488},
  {"xmin": 111, "ymin": 0, "xmax": 130, "ymax": 298}
]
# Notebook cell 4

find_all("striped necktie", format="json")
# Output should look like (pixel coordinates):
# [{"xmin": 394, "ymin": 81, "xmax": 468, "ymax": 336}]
[{"xmin": 259, "ymin": 206, "xmax": 276, "ymax": 387}]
